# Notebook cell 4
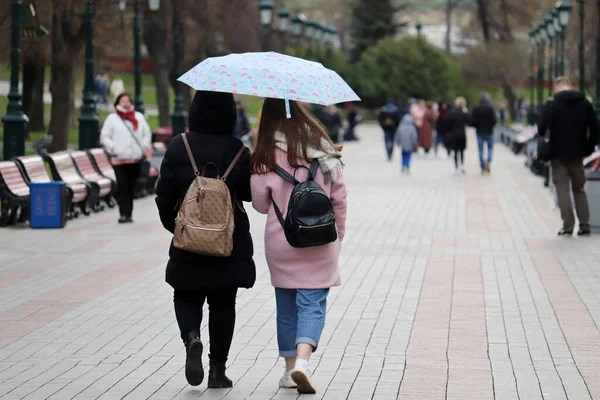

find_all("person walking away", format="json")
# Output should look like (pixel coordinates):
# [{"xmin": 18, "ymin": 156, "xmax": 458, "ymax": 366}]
[
  {"xmin": 344, "ymin": 103, "xmax": 361, "ymax": 142},
  {"xmin": 250, "ymin": 98, "xmax": 347, "ymax": 394},
  {"xmin": 436, "ymin": 102, "xmax": 450, "ymax": 156},
  {"xmin": 471, "ymin": 92, "xmax": 497, "ymax": 174},
  {"xmin": 100, "ymin": 92, "xmax": 152, "ymax": 223},
  {"xmin": 318, "ymin": 104, "xmax": 343, "ymax": 144},
  {"xmin": 95, "ymin": 74, "xmax": 104, "ymax": 108},
  {"xmin": 155, "ymin": 91, "xmax": 256, "ymax": 388},
  {"xmin": 419, "ymin": 101, "xmax": 437, "ymax": 154},
  {"xmin": 101, "ymin": 74, "xmax": 111, "ymax": 107},
  {"xmin": 396, "ymin": 113, "xmax": 419, "ymax": 174},
  {"xmin": 234, "ymin": 100, "xmax": 252, "ymax": 149},
  {"xmin": 499, "ymin": 103, "xmax": 506, "ymax": 127},
  {"xmin": 447, "ymin": 97, "xmax": 469, "ymax": 173},
  {"xmin": 110, "ymin": 76, "xmax": 125, "ymax": 102},
  {"xmin": 378, "ymin": 99, "xmax": 401, "ymax": 160},
  {"xmin": 537, "ymin": 77, "xmax": 600, "ymax": 236}
]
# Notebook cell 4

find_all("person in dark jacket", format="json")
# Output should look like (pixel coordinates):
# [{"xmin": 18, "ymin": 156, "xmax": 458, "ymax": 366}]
[
  {"xmin": 537, "ymin": 77, "xmax": 600, "ymax": 236},
  {"xmin": 447, "ymin": 97, "xmax": 469, "ymax": 173},
  {"xmin": 155, "ymin": 91, "xmax": 256, "ymax": 388},
  {"xmin": 471, "ymin": 92, "xmax": 497, "ymax": 174},
  {"xmin": 378, "ymin": 99, "xmax": 401, "ymax": 161},
  {"xmin": 234, "ymin": 100, "xmax": 251, "ymax": 148},
  {"xmin": 344, "ymin": 102, "xmax": 361, "ymax": 141},
  {"xmin": 435, "ymin": 102, "xmax": 450, "ymax": 156},
  {"xmin": 318, "ymin": 104, "xmax": 343, "ymax": 143}
]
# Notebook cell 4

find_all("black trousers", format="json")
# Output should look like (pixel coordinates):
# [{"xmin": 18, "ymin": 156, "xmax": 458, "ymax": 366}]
[
  {"xmin": 114, "ymin": 163, "xmax": 140, "ymax": 217},
  {"xmin": 174, "ymin": 288, "xmax": 238, "ymax": 364}
]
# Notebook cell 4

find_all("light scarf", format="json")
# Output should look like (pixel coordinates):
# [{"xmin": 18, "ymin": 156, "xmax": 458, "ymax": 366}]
[{"xmin": 274, "ymin": 131, "xmax": 344, "ymax": 183}]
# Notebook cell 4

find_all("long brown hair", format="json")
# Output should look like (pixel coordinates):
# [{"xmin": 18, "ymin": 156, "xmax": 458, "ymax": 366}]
[{"xmin": 250, "ymin": 99, "xmax": 342, "ymax": 174}]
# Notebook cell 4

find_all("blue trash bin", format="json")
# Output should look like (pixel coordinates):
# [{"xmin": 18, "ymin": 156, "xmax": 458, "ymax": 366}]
[{"xmin": 30, "ymin": 182, "xmax": 68, "ymax": 229}]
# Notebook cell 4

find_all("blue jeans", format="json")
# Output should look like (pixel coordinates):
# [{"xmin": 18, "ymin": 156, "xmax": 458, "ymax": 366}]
[
  {"xmin": 384, "ymin": 130, "xmax": 395, "ymax": 160},
  {"xmin": 275, "ymin": 288, "xmax": 329, "ymax": 358},
  {"xmin": 401, "ymin": 151, "xmax": 413, "ymax": 169},
  {"xmin": 477, "ymin": 133, "xmax": 494, "ymax": 170}
]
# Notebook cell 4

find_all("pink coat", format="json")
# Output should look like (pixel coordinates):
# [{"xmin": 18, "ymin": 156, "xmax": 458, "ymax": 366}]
[{"xmin": 251, "ymin": 149, "xmax": 348, "ymax": 289}]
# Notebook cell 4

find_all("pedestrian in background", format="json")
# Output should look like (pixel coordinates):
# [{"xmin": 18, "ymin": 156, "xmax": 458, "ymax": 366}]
[
  {"xmin": 250, "ymin": 98, "xmax": 347, "ymax": 394},
  {"xmin": 447, "ymin": 97, "xmax": 469, "ymax": 173},
  {"xmin": 318, "ymin": 104, "xmax": 343, "ymax": 144},
  {"xmin": 396, "ymin": 112, "xmax": 419, "ymax": 174},
  {"xmin": 344, "ymin": 103, "xmax": 361, "ymax": 142},
  {"xmin": 471, "ymin": 92, "xmax": 497, "ymax": 174},
  {"xmin": 419, "ymin": 101, "xmax": 437, "ymax": 154},
  {"xmin": 110, "ymin": 76, "xmax": 125, "ymax": 102},
  {"xmin": 537, "ymin": 77, "xmax": 600, "ymax": 236},
  {"xmin": 435, "ymin": 102, "xmax": 450, "ymax": 157},
  {"xmin": 155, "ymin": 91, "xmax": 256, "ymax": 388},
  {"xmin": 100, "ymin": 92, "xmax": 152, "ymax": 223},
  {"xmin": 234, "ymin": 100, "xmax": 252, "ymax": 149},
  {"xmin": 378, "ymin": 99, "xmax": 401, "ymax": 161}
]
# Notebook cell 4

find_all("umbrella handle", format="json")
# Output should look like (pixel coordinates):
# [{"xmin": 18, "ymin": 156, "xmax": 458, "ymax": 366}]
[{"xmin": 285, "ymin": 98, "xmax": 291, "ymax": 119}]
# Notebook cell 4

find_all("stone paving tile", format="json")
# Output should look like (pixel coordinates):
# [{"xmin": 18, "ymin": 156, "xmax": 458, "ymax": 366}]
[{"xmin": 1, "ymin": 124, "xmax": 600, "ymax": 399}]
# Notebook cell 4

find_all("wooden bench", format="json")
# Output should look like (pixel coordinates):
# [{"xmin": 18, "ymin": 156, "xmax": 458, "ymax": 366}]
[
  {"xmin": 87, "ymin": 148, "xmax": 117, "ymax": 182},
  {"xmin": 0, "ymin": 161, "xmax": 30, "ymax": 226},
  {"xmin": 44, "ymin": 152, "xmax": 93, "ymax": 216},
  {"xmin": 70, "ymin": 151, "xmax": 115, "ymax": 211}
]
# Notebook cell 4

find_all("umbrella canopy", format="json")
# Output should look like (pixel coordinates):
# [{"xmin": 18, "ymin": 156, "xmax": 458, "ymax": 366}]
[{"xmin": 178, "ymin": 52, "xmax": 360, "ymax": 117}]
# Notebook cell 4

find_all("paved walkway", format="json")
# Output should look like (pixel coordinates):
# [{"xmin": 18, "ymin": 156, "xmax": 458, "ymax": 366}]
[{"xmin": 1, "ymin": 124, "xmax": 599, "ymax": 400}]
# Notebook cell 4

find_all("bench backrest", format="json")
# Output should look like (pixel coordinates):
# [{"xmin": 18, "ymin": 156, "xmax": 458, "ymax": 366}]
[
  {"xmin": 16, "ymin": 155, "xmax": 52, "ymax": 183},
  {"xmin": 70, "ymin": 150, "xmax": 101, "ymax": 179},
  {"xmin": 88, "ymin": 149, "xmax": 117, "ymax": 181},
  {"xmin": 152, "ymin": 142, "xmax": 167, "ymax": 152},
  {"xmin": 0, "ymin": 161, "xmax": 29, "ymax": 197},
  {"xmin": 47, "ymin": 152, "xmax": 85, "ymax": 184}
]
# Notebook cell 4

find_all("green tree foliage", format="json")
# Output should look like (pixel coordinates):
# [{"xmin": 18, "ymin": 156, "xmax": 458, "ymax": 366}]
[
  {"xmin": 351, "ymin": 37, "xmax": 470, "ymax": 108},
  {"xmin": 349, "ymin": 0, "xmax": 398, "ymax": 62}
]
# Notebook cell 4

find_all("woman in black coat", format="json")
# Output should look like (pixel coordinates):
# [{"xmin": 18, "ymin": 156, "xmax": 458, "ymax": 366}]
[
  {"xmin": 447, "ymin": 96, "xmax": 469, "ymax": 173},
  {"xmin": 155, "ymin": 91, "xmax": 256, "ymax": 389}
]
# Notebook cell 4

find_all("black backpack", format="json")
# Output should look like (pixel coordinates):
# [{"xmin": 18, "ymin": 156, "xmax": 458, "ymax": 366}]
[{"xmin": 273, "ymin": 160, "xmax": 338, "ymax": 248}]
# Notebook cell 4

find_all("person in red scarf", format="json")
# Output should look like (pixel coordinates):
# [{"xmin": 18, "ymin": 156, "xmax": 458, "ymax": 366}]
[{"xmin": 100, "ymin": 92, "xmax": 152, "ymax": 223}]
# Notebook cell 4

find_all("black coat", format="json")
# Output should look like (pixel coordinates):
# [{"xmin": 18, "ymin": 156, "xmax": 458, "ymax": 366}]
[
  {"xmin": 155, "ymin": 91, "xmax": 256, "ymax": 291},
  {"xmin": 447, "ymin": 107, "xmax": 468, "ymax": 151},
  {"xmin": 537, "ymin": 90, "xmax": 600, "ymax": 159},
  {"xmin": 470, "ymin": 103, "xmax": 497, "ymax": 134}
]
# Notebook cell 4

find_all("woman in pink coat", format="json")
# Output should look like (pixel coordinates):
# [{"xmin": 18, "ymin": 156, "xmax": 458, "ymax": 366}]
[{"xmin": 251, "ymin": 99, "xmax": 348, "ymax": 394}]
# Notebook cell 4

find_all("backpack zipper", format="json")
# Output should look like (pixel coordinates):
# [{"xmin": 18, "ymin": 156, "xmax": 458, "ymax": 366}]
[{"xmin": 298, "ymin": 221, "xmax": 335, "ymax": 230}]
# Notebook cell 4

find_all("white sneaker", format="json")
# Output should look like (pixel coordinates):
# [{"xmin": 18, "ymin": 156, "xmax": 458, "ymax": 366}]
[
  {"xmin": 279, "ymin": 371, "xmax": 297, "ymax": 389},
  {"xmin": 291, "ymin": 367, "xmax": 317, "ymax": 394}
]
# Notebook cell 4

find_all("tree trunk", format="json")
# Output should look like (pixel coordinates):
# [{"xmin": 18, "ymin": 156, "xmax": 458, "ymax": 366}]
[
  {"xmin": 498, "ymin": 0, "xmax": 513, "ymax": 42},
  {"xmin": 445, "ymin": 0, "xmax": 453, "ymax": 53},
  {"xmin": 48, "ymin": 56, "xmax": 74, "ymax": 152},
  {"xmin": 502, "ymin": 77, "xmax": 517, "ymax": 121},
  {"xmin": 144, "ymin": 12, "xmax": 171, "ymax": 127},
  {"xmin": 476, "ymin": 0, "xmax": 491, "ymax": 42},
  {"xmin": 22, "ymin": 60, "xmax": 45, "ymax": 133}
]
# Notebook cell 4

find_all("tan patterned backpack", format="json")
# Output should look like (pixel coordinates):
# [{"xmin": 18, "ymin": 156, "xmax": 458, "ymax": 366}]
[{"xmin": 173, "ymin": 133, "xmax": 245, "ymax": 257}]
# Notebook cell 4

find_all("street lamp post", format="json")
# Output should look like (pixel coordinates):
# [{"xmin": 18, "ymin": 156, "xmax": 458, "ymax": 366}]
[
  {"xmin": 171, "ymin": 0, "xmax": 186, "ymax": 136},
  {"xmin": 553, "ymin": 10, "xmax": 562, "ymax": 79},
  {"xmin": 304, "ymin": 18, "xmax": 315, "ymax": 58},
  {"xmin": 133, "ymin": 0, "xmax": 145, "ymax": 114},
  {"xmin": 556, "ymin": 0, "xmax": 573, "ymax": 76},
  {"xmin": 577, "ymin": 0, "xmax": 585, "ymax": 91},
  {"xmin": 292, "ymin": 13, "xmax": 305, "ymax": 54},
  {"xmin": 78, "ymin": 0, "xmax": 99, "ymax": 150},
  {"xmin": 537, "ymin": 26, "xmax": 547, "ymax": 113},
  {"xmin": 545, "ymin": 14, "xmax": 555, "ymax": 95},
  {"xmin": 277, "ymin": 7, "xmax": 289, "ymax": 54},
  {"xmin": 259, "ymin": 0, "xmax": 274, "ymax": 51},
  {"xmin": 595, "ymin": 0, "xmax": 600, "ymax": 120},
  {"xmin": 529, "ymin": 29, "xmax": 537, "ymax": 110},
  {"xmin": 2, "ymin": 0, "xmax": 28, "ymax": 160}
]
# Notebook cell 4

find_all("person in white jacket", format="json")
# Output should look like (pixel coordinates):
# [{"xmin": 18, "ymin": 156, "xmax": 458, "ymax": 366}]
[
  {"xmin": 110, "ymin": 76, "xmax": 125, "ymax": 102},
  {"xmin": 100, "ymin": 92, "xmax": 152, "ymax": 224}
]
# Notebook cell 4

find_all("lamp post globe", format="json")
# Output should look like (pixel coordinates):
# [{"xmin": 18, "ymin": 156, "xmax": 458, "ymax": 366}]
[
  {"xmin": 292, "ymin": 13, "xmax": 305, "ymax": 40},
  {"xmin": 259, "ymin": 0, "xmax": 274, "ymax": 29},
  {"xmin": 552, "ymin": 9, "xmax": 562, "ymax": 78},
  {"xmin": 277, "ymin": 7, "xmax": 290, "ymax": 34},
  {"xmin": 556, "ymin": 0, "xmax": 573, "ymax": 27}
]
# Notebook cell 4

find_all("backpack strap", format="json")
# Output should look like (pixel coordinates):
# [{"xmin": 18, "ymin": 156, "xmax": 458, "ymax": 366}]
[
  {"xmin": 274, "ymin": 164, "xmax": 300, "ymax": 185},
  {"xmin": 222, "ymin": 146, "xmax": 246, "ymax": 182},
  {"xmin": 308, "ymin": 159, "xmax": 319, "ymax": 181},
  {"xmin": 181, "ymin": 133, "xmax": 200, "ymax": 176}
]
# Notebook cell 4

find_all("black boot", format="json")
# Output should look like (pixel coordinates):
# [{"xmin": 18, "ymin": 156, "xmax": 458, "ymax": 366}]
[
  {"xmin": 184, "ymin": 332, "xmax": 204, "ymax": 386},
  {"xmin": 208, "ymin": 362, "xmax": 233, "ymax": 388}
]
